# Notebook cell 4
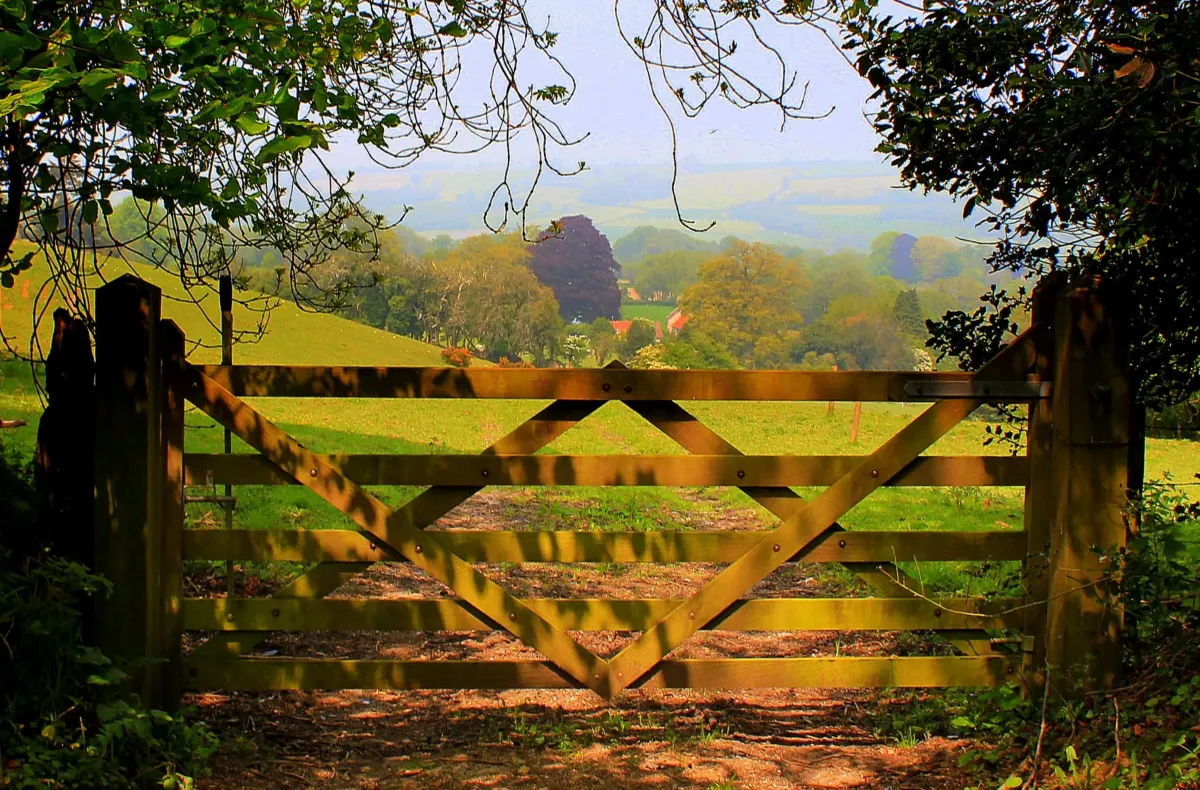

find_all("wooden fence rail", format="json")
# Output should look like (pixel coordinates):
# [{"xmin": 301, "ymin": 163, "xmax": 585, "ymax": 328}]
[{"xmin": 90, "ymin": 272, "xmax": 1134, "ymax": 710}]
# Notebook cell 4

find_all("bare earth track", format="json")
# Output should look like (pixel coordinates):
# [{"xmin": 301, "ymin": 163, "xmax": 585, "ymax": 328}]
[{"xmin": 186, "ymin": 491, "xmax": 990, "ymax": 790}]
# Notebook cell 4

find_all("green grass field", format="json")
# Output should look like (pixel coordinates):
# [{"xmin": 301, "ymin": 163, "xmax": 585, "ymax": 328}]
[
  {"xmin": 620, "ymin": 304, "xmax": 675, "ymax": 325},
  {"xmin": 3, "ymin": 249, "xmax": 1197, "ymax": 599}
]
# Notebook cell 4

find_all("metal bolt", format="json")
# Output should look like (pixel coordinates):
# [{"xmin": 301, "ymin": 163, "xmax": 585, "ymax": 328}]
[
  {"xmin": 623, "ymin": 385, "xmax": 632, "ymax": 394},
  {"xmin": 688, "ymin": 612, "xmax": 695, "ymax": 620},
  {"xmin": 508, "ymin": 612, "xmax": 517, "ymax": 622},
  {"xmin": 933, "ymin": 609, "xmax": 942, "ymax": 618},
  {"xmin": 737, "ymin": 469, "xmax": 746, "ymax": 479},
  {"xmin": 1006, "ymin": 665, "xmax": 1014, "ymax": 675},
  {"xmin": 594, "ymin": 674, "xmax": 601, "ymax": 681},
  {"xmin": 226, "ymin": 612, "xmax": 235, "ymax": 622},
  {"xmin": 309, "ymin": 468, "xmax": 318, "ymax": 477},
  {"xmin": 271, "ymin": 608, "xmax": 280, "ymax": 618},
  {"xmin": 481, "ymin": 469, "xmax": 490, "ymax": 478},
  {"xmin": 772, "ymin": 544, "xmax": 781, "ymax": 553},
  {"xmin": 602, "ymin": 382, "xmax": 611, "ymax": 392},
  {"xmin": 871, "ymin": 469, "xmax": 879, "ymax": 478},
  {"xmin": 838, "ymin": 539, "xmax": 847, "ymax": 549},
  {"xmin": 618, "ymin": 672, "xmax": 624, "ymax": 680},
  {"xmin": 415, "ymin": 545, "xmax": 423, "ymax": 553}
]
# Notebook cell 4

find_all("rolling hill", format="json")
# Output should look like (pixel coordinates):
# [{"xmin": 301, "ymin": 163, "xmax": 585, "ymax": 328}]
[{"xmin": 0, "ymin": 242, "xmax": 456, "ymax": 366}]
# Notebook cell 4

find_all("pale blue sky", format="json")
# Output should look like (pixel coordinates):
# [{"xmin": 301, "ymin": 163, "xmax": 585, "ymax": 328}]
[{"xmin": 335, "ymin": 4, "xmax": 881, "ymax": 174}]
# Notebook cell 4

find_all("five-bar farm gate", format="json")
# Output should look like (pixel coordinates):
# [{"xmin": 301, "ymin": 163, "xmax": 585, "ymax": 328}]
[{"xmin": 91, "ymin": 272, "xmax": 1134, "ymax": 710}]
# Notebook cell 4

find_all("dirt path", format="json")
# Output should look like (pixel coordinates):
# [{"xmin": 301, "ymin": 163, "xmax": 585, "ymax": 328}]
[{"xmin": 188, "ymin": 491, "xmax": 986, "ymax": 790}]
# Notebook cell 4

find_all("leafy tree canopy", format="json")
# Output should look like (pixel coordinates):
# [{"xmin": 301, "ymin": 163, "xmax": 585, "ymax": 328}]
[
  {"xmin": 678, "ymin": 240, "xmax": 805, "ymax": 366},
  {"xmin": 527, "ymin": 215, "xmax": 622, "ymax": 323},
  {"xmin": 845, "ymin": 0, "xmax": 1200, "ymax": 405}
]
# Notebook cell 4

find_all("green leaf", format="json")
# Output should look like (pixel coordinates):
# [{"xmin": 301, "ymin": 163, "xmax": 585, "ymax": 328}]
[
  {"xmin": 40, "ymin": 210, "xmax": 59, "ymax": 234},
  {"xmin": 236, "ymin": 115, "xmax": 272, "ymax": 135},
  {"xmin": 79, "ymin": 68, "xmax": 122, "ymax": 100},
  {"xmin": 255, "ymin": 134, "xmax": 313, "ymax": 163},
  {"xmin": 82, "ymin": 200, "xmax": 98, "ymax": 225},
  {"xmin": 190, "ymin": 17, "xmax": 218, "ymax": 36},
  {"xmin": 108, "ymin": 32, "xmax": 141, "ymax": 63},
  {"xmin": 438, "ymin": 21, "xmax": 467, "ymax": 37},
  {"xmin": 164, "ymin": 34, "xmax": 192, "ymax": 48},
  {"xmin": 950, "ymin": 716, "xmax": 976, "ymax": 729},
  {"xmin": 0, "ymin": 31, "xmax": 25, "ymax": 62},
  {"xmin": 1001, "ymin": 777, "xmax": 1023, "ymax": 788},
  {"xmin": 1, "ymin": 272, "xmax": 14, "ymax": 289}
]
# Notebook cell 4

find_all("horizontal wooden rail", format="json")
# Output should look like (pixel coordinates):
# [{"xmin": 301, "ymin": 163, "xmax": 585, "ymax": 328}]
[
  {"xmin": 194, "ymin": 365, "xmax": 1048, "ymax": 402},
  {"xmin": 182, "ymin": 528, "xmax": 1027, "ymax": 564},
  {"xmin": 184, "ymin": 453, "xmax": 1029, "ymax": 488},
  {"xmin": 183, "ymin": 596, "xmax": 1024, "ymax": 632},
  {"xmin": 182, "ymin": 656, "xmax": 1018, "ymax": 691}
]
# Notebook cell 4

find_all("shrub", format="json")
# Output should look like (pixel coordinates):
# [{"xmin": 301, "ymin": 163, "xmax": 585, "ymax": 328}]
[
  {"xmin": 0, "ymin": 438, "xmax": 217, "ymax": 789},
  {"xmin": 496, "ymin": 357, "xmax": 534, "ymax": 368},
  {"xmin": 440, "ymin": 346, "xmax": 473, "ymax": 367}
]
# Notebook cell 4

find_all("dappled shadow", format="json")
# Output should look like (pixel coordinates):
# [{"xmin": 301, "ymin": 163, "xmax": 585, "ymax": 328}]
[{"xmin": 192, "ymin": 687, "xmax": 981, "ymax": 789}]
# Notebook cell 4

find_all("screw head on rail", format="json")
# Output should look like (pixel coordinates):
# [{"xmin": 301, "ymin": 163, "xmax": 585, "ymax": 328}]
[
  {"xmin": 688, "ymin": 612, "xmax": 696, "ymax": 620},
  {"xmin": 737, "ymin": 469, "xmax": 746, "ymax": 479},
  {"xmin": 618, "ymin": 672, "xmax": 624, "ymax": 680},
  {"xmin": 226, "ymin": 613, "xmax": 234, "ymax": 622},
  {"xmin": 508, "ymin": 612, "xmax": 517, "ymax": 622},
  {"xmin": 481, "ymin": 469, "xmax": 490, "ymax": 478},
  {"xmin": 415, "ymin": 545, "xmax": 423, "ymax": 554},
  {"xmin": 934, "ymin": 609, "xmax": 942, "ymax": 618},
  {"xmin": 772, "ymin": 544, "xmax": 781, "ymax": 553},
  {"xmin": 838, "ymin": 539, "xmax": 847, "ymax": 549},
  {"xmin": 623, "ymin": 385, "xmax": 632, "ymax": 394},
  {"xmin": 271, "ymin": 609, "xmax": 280, "ymax": 618},
  {"xmin": 602, "ymin": 382, "xmax": 612, "ymax": 392},
  {"xmin": 309, "ymin": 468, "xmax": 318, "ymax": 477},
  {"xmin": 871, "ymin": 469, "xmax": 880, "ymax": 478}
]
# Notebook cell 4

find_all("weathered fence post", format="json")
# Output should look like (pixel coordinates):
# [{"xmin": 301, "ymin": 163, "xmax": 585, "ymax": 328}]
[
  {"xmin": 1043, "ymin": 274, "xmax": 1132, "ymax": 694},
  {"xmin": 93, "ymin": 275, "xmax": 168, "ymax": 709},
  {"xmin": 1021, "ymin": 272, "xmax": 1067, "ymax": 686}
]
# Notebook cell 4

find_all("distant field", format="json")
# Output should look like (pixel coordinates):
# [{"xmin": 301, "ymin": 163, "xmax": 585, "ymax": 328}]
[
  {"xmin": 620, "ymin": 303, "xmax": 675, "ymax": 324},
  {"xmin": 0, "ymin": 241, "xmax": 455, "ymax": 366}
]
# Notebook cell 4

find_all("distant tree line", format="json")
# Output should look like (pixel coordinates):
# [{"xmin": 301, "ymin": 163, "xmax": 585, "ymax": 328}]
[{"xmin": 96, "ymin": 200, "xmax": 1012, "ymax": 370}]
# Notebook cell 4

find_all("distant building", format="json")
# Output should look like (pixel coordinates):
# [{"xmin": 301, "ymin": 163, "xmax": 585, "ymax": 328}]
[
  {"xmin": 666, "ymin": 307, "xmax": 690, "ymax": 334},
  {"xmin": 611, "ymin": 319, "xmax": 664, "ymax": 341}
]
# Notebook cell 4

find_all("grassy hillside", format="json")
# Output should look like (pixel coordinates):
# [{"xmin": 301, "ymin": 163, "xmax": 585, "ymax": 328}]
[
  {"xmin": 0, "ymin": 241, "xmax": 454, "ymax": 366},
  {"xmin": 620, "ymin": 304, "xmax": 675, "ymax": 324}
]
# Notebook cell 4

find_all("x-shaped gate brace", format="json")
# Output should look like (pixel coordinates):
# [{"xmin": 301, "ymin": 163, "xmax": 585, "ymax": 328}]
[{"xmin": 177, "ymin": 333, "xmax": 1039, "ymax": 698}]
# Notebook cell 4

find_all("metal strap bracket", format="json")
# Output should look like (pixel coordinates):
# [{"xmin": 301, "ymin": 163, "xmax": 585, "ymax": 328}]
[{"xmin": 903, "ymin": 381, "xmax": 1051, "ymax": 400}]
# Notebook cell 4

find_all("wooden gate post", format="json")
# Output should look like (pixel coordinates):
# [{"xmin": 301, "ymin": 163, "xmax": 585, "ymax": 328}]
[
  {"xmin": 159, "ymin": 320, "xmax": 186, "ymax": 711},
  {"xmin": 1043, "ymin": 274, "xmax": 1132, "ymax": 694},
  {"xmin": 94, "ymin": 275, "xmax": 168, "ymax": 709},
  {"xmin": 1021, "ymin": 272, "xmax": 1067, "ymax": 686}
]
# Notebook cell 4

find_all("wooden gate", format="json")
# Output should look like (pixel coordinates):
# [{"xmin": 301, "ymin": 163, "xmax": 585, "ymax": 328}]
[{"xmin": 91, "ymin": 273, "xmax": 1133, "ymax": 710}]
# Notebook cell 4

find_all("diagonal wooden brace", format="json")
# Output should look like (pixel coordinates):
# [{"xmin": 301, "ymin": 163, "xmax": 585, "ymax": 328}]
[
  {"xmin": 604, "ymin": 333, "xmax": 1039, "ymax": 695},
  {"xmin": 192, "ymin": 397, "xmax": 608, "ymax": 660},
  {"xmin": 622, "ymin": 399, "xmax": 994, "ymax": 656},
  {"xmin": 177, "ymin": 362, "xmax": 612, "ymax": 693}
]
